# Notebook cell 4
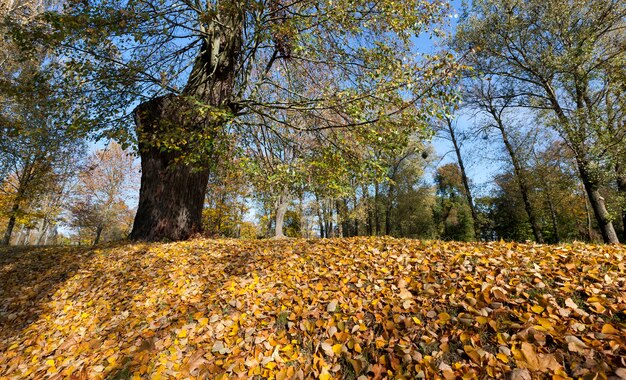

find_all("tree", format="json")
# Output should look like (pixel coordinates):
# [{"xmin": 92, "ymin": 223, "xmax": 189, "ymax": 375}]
[
  {"xmin": 0, "ymin": 100, "xmax": 83, "ymax": 246},
  {"xmin": 1, "ymin": 0, "xmax": 88, "ymax": 246},
  {"xmin": 455, "ymin": 0, "xmax": 626, "ymax": 243},
  {"xmin": 436, "ymin": 115, "xmax": 480, "ymax": 240},
  {"xmin": 203, "ymin": 156, "xmax": 250, "ymax": 237},
  {"xmin": 69, "ymin": 143, "xmax": 138, "ymax": 245},
  {"xmin": 29, "ymin": 0, "xmax": 459, "ymax": 241},
  {"xmin": 463, "ymin": 78, "xmax": 544, "ymax": 243},
  {"xmin": 434, "ymin": 163, "xmax": 475, "ymax": 241}
]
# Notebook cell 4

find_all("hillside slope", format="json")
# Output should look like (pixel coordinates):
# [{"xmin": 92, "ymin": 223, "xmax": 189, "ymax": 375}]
[{"xmin": 1, "ymin": 238, "xmax": 625, "ymax": 379}]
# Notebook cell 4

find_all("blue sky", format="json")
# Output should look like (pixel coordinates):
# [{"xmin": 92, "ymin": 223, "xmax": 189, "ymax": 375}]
[{"xmin": 89, "ymin": 0, "xmax": 500, "ymax": 214}]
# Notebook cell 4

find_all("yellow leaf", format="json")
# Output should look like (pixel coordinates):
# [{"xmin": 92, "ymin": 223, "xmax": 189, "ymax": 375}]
[
  {"xmin": 531, "ymin": 305, "xmax": 544, "ymax": 314},
  {"xmin": 265, "ymin": 362, "xmax": 276, "ymax": 370},
  {"xmin": 496, "ymin": 353, "xmax": 509, "ymax": 363},
  {"xmin": 463, "ymin": 345, "xmax": 481, "ymax": 364},
  {"xmin": 601, "ymin": 324, "xmax": 619, "ymax": 335},
  {"xmin": 198, "ymin": 317, "xmax": 209, "ymax": 326},
  {"xmin": 476, "ymin": 316, "xmax": 488, "ymax": 324},
  {"xmin": 46, "ymin": 359, "xmax": 55, "ymax": 367},
  {"xmin": 178, "ymin": 329, "xmax": 187, "ymax": 338},
  {"xmin": 275, "ymin": 369, "xmax": 287, "ymax": 380},
  {"xmin": 319, "ymin": 371, "xmax": 332, "ymax": 380},
  {"xmin": 332, "ymin": 344, "xmax": 343, "ymax": 356}
]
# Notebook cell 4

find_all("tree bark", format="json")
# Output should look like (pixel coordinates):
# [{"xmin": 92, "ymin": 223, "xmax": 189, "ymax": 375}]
[
  {"xmin": 1, "ymin": 202, "xmax": 20, "ymax": 246},
  {"xmin": 577, "ymin": 158, "xmax": 619, "ymax": 243},
  {"xmin": 362, "ymin": 185, "xmax": 373, "ymax": 236},
  {"xmin": 36, "ymin": 217, "xmax": 48, "ymax": 245},
  {"xmin": 93, "ymin": 224, "xmax": 103, "ymax": 245},
  {"xmin": 130, "ymin": 95, "xmax": 212, "ymax": 241},
  {"xmin": 374, "ymin": 183, "xmax": 380, "ymax": 235},
  {"xmin": 352, "ymin": 193, "xmax": 359, "ymax": 236},
  {"xmin": 615, "ymin": 164, "xmax": 626, "ymax": 242},
  {"xmin": 274, "ymin": 191, "xmax": 289, "ymax": 238},
  {"xmin": 385, "ymin": 188, "xmax": 392, "ymax": 236},
  {"xmin": 129, "ymin": 9, "xmax": 242, "ymax": 242},
  {"xmin": 298, "ymin": 194, "xmax": 308, "ymax": 238},
  {"xmin": 546, "ymin": 194, "xmax": 560, "ymax": 243},
  {"xmin": 446, "ymin": 117, "xmax": 480, "ymax": 240},
  {"xmin": 496, "ymin": 119, "xmax": 544, "ymax": 243}
]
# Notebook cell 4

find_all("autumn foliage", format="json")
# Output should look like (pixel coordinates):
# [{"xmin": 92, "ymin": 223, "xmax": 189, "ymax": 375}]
[{"xmin": 0, "ymin": 238, "xmax": 625, "ymax": 379}]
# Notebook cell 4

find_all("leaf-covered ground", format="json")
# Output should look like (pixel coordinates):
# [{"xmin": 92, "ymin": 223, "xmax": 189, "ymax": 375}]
[{"xmin": 0, "ymin": 238, "xmax": 625, "ymax": 379}]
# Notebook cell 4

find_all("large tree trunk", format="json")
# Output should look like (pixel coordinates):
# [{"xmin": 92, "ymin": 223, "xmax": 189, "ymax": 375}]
[
  {"xmin": 577, "ymin": 158, "xmax": 619, "ymax": 244},
  {"xmin": 130, "ymin": 95, "xmax": 212, "ymax": 241},
  {"xmin": 129, "ymin": 9, "xmax": 242, "ymax": 241}
]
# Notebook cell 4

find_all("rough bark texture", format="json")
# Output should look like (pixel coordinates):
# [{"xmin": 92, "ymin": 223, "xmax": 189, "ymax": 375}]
[
  {"xmin": 1, "ymin": 202, "xmax": 19, "ymax": 246},
  {"xmin": 274, "ymin": 192, "xmax": 289, "ymax": 238},
  {"xmin": 577, "ymin": 158, "xmax": 619, "ymax": 244},
  {"xmin": 93, "ymin": 225, "xmax": 103, "ymax": 246},
  {"xmin": 130, "ymin": 96, "xmax": 212, "ymax": 241},
  {"xmin": 130, "ymin": 9, "xmax": 242, "ymax": 242}
]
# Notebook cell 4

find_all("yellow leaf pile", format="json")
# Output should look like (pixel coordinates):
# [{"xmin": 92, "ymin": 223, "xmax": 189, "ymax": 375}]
[{"xmin": 1, "ymin": 238, "xmax": 625, "ymax": 379}]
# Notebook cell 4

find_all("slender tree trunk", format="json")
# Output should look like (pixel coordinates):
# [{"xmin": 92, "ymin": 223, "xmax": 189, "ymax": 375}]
[
  {"xmin": 577, "ymin": 158, "xmax": 619, "ymax": 243},
  {"xmin": 130, "ymin": 11, "xmax": 242, "ymax": 242},
  {"xmin": 341, "ymin": 199, "xmax": 350, "ymax": 237},
  {"xmin": 546, "ymin": 194, "xmax": 560, "ymax": 243},
  {"xmin": 362, "ymin": 185, "xmax": 373, "ymax": 236},
  {"xmin": 93, "ymin": 224, "xmax": 103, "ymax": 246},
  {"xmin": 447, "ymin": 117, "xmax": 480, "ymax": 240},
  {"xmin": 22, "ymin": 228, "xmax": 31, "ymax": 245},
  {"xmin": 318, "ymin": 215, "xmax": 324, "ymax": 238},
  {"xmin": 335, "ymin": 200, "xmax": 344, "ymax": 238},
  {"xmin": 374, "ymin": 183, "xmax": 380, "ymax": 235},
  {"xmin": 1, "ymin": 202, "xmax": 20, "ymax": 246},
  {"xmin": 315, "ymin": 195, "xmax": 324, "ymax": 238},
  {"xmin": 43, "ymin": 228, "xmax": 50, "ymax": 245},
  {"xmin": 352, "ymin": 193, "xmax": 359, "ymax": 236},
  {"xmin": 267, "ymin": 208, "xmax": 274, "ymax": 238},
  {"xmin": 385, "ymin": 181, "xmax": 394, "ymax": 236},
  {"xmin": 298, "ymin": 194, "xmax": 307, "ymax": 238},
  {"xmin": 36, "ymin": 218, "xmax": 49, "ymax": 245},
  {"xmin": 496, "ymin": 121, "xmax": 544, "ymax": 243},
  {"xmin": 324, "ymin": 200, "xmax": 334, "ymax": 237},
  {"xmin": 274, "ymin": 191, "xmax": 289, "ymax": 238},
  {"xmin": 542, "ymin": 79, "xmax": 618, "ymax": 243},
  {"xmin": 615, "ymin": 164, "xmax": 626, "ymax": 243},
  {"xmin": 583, "ymin": 191, "xmax": 593, "ymax": 241}
]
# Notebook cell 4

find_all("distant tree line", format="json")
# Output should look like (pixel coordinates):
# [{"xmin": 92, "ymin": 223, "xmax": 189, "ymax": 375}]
[{"xmin": 1, "ymin": 0, "xmax": 623, "ymax": 245}]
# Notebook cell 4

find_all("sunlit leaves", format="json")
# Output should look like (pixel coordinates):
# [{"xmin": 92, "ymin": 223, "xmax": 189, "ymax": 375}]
[{"xmin": 0, "ymin": 238, "xmax": 625, "ymax": 378}]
